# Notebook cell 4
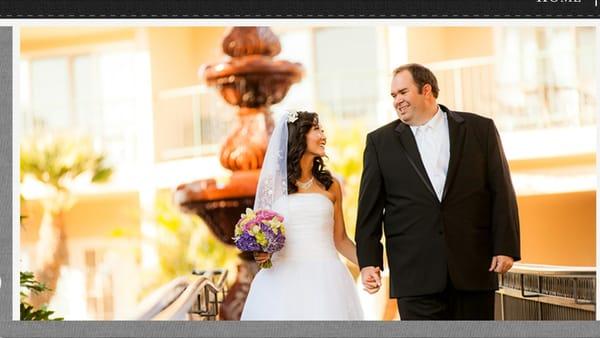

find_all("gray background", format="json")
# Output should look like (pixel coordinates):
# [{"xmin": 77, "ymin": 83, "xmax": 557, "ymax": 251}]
[
  {"xmin": 0, "ymin": 24, "xmax": 599, "ymax": 338},
  {"xmin": 1, "ymin": 321, "xmax": 600, "ymax": 337},
  {"xmin": 0, "ymin": 26, "xmax": 13, "ymax": 324}
]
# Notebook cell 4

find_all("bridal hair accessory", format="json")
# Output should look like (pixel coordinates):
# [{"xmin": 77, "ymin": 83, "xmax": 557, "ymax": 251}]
[{"xmin": 287, "ymin": 111, "xmax": 298, "ymax": 123}]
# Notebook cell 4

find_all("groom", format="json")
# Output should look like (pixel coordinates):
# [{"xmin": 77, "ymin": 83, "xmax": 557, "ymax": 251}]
[{"xmin": 355, "ymin": 63, "xmax": 520, "ymax": 320}]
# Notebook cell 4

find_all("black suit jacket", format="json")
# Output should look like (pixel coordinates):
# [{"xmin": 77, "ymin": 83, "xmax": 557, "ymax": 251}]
[{"xmin": 355, "ymin": 104, "xmax": 521, "ymax": 298}]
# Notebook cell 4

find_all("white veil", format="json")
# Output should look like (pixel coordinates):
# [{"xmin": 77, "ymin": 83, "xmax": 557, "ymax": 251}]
[{"xmin": 253, "ymin": 109, "xmax": 295, "ymax": 215}]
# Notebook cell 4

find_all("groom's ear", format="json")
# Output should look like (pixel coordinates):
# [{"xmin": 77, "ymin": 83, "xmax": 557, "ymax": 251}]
[{"xmin": 422, "ymin": 83, "xmax": 433, "ymax": 97}]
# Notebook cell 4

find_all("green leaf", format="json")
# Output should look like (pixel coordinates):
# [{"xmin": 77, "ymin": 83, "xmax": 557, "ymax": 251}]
[
  {"xmin": 91, "ymin": 167, "xmax": 113, "ymax": 183},
  {"xmin": 20, "ymin": 271, "xmax": 62, "ymax": 320},
  {"xmin": 20, "ymin": 134, "xmax": 114, "ymax": 192}
]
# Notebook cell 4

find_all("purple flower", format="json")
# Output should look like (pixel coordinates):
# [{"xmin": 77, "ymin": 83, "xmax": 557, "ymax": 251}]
[
  {"xmin": 234, "ymin": 232, "xmax": 261, "ymax": 252},
  {"xmin": 266, "ymin": 232, "xmax": 285, "ymax": 253},
  {"xmin": 258, "ymin": 222, "xmax": 285, "ymax": 253},
  {"xmin": 232, "ymin": 208, "xmax": 286, "ymax": 268}
]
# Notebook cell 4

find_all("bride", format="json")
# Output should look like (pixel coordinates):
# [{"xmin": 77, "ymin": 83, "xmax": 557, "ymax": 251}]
[{"xmin": 240, "ymin": 110, "xmax": 364, "ymax": 320}]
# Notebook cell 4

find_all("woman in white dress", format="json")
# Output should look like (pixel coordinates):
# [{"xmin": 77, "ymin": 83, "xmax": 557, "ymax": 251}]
[{"xmin": 240, "ymin": 110, "xmax": 364, "ymax": 320}]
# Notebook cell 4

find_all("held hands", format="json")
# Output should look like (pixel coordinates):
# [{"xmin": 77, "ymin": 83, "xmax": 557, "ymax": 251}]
[
  {"xmin": 253, "ymin": 252, "xmax": 271, "ymax": 265},
  {"xmin": 360, "ymin": 266, "xmax": 382, "ymax": 294},
  {"xmin": 489, "ymin": 255, "xmax": 514, "ymax": 274}
]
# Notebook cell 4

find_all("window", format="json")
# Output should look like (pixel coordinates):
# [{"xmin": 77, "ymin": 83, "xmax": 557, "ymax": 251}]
[
  {"xmin": 494, "ymin": 27, "xmax": 596, "ymax": 130},
  {"xmin": 21, "ymin": 46, "xmax": 152, "ymax": 172},
  {"xmin": 313, "ymin": 27, "xmax": 381, "ymax": 121},
  {"xmin": 155, "ymin": 85, "xmax": 235, "ymax": 160}
]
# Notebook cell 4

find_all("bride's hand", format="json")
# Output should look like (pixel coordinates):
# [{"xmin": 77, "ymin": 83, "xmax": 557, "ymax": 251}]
[
  {"xmin": 361, "ymin": 266, "xmax": 382, "ymax": 294},
  {"xmin": 253, "ymin": 252, "xmax": 271, "ymax": 264}
]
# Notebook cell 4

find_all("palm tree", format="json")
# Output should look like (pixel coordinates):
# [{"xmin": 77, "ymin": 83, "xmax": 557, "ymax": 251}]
[{"xmin": 20, "ymin": 134, "xmax": 113, "ymax": 308}]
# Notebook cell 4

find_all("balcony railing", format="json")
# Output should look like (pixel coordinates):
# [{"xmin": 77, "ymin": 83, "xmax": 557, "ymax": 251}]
[
  {"xmin": 157, "ymin": 85, "xmax": 235, "ymax": 161},
  {"xmin": 158, "ymin": 56, "xmax": 596, "ymax": 161},
  {"xmin": 426, "ymin": 56, "xmax": 596, "ymax": 131},
  {"xmin": 495, "ymin": 263, "xmax": 596, "ymax": 320}
]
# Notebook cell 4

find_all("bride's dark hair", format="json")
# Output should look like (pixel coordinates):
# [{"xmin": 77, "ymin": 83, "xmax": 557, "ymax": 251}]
[{"xmin": 286, "ymin": 111, "xmax": 333, "ymax": 194}]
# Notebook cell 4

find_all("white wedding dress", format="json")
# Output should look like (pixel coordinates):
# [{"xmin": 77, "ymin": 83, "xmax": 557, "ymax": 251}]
[{"xmin": 240, "ymin": 193, "xmax": 364, "ymax": 320}]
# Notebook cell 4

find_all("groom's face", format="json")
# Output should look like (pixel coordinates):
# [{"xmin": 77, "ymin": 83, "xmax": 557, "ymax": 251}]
[{"xmin": 390, "ymin": 70, "xmax": 427, "ymax": 125}]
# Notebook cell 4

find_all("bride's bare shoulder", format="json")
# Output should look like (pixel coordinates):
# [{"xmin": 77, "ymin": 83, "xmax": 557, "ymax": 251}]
[{"xmin": 328, "ymin": 175, "xmax": 344, "ymax": 203}]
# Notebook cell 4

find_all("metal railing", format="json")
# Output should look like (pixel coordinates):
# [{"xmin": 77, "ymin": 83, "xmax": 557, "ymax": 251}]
[
  {"xmin": 131, "ymin": 269, "xmax": 228, "ymax": 320},
  {"xmin": 129, "ymin": 276, "xmax": 189, "ymax": 320},
  {"xmin": 496, "ymin": 263, "xmax": 596, "ymax": 320},
  {"xmin": 189, "ymin": 269, "xmax": 229, "ymax": 320}
]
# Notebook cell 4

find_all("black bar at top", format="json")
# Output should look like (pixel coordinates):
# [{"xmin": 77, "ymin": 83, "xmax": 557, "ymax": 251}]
[{"xmin": 0, "ymin": 0, "xmax": 599, "ymax": 19}]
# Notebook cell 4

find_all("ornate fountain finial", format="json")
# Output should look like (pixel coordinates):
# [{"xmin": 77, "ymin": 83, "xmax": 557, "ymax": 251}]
[
  {"xmin": 202, "ymin": 27, "xmax": 303, "ymax": 171},
  {"xmin": 222, "ymin": 27, "xmax": 281, "ymax": 57}
]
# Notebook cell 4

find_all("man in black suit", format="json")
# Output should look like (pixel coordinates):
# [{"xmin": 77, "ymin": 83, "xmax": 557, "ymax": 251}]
[{"xmin": 355, "ymin": 63, "xmax": 520, "ymax": 320}]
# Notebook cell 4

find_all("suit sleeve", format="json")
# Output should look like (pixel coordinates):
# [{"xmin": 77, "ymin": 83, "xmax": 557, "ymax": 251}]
[
  {"xmin": 486, "ymin": 120, "xmax": 521, "ymax": 261},
  {"xmin": 355, "ymin": 133, "xmax": 386, "ymax": 270}
]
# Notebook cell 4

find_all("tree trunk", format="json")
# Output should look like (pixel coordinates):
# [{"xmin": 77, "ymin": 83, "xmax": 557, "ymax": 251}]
[{"xmin": 29, "ymin": 209, "xmax": 69, "ymax": 309}]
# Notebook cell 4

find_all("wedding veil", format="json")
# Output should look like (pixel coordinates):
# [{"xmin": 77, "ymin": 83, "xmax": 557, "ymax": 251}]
[{"xmin": 253, "ymin": 109, "xmax": 294, "ymax": 215}]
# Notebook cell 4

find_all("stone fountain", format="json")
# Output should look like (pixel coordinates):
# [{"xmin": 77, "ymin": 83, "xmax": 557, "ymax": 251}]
[{"xmin": 175, "ymin": 27, "xmax": 303, "ymax": 320}]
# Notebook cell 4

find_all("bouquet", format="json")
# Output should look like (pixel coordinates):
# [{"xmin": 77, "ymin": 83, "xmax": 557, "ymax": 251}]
[{"xmin": 233, "ymin": 208, "xmax": 286, "ymax": 268}]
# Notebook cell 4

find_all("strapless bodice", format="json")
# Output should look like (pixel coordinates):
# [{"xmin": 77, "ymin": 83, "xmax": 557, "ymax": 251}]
[{"xmin": 271, "ymin": 193, "xmax": 337, "ymax": 262}]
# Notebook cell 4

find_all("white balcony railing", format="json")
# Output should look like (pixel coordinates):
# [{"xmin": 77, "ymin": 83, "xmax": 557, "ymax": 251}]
[{"xmin": 157, "ymin": 56, "xmax": 596, "ymax": 161}]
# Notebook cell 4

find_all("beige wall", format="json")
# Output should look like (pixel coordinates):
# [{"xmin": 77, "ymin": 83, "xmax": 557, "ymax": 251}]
[
  {"xmin": 508, "ymin": 152, "xmax": 596, "ymax": 266},
  {"xmin": 21, "ymin": 27, "xmax": 137, "ymax": 53},
  {"xmin": 406, "ymin": 27, "xmax": 494, "ymax": 63},
  {"xmin": 142, "ymin": 27, "xmax": 227, "ymax": 161},
  {"xmin": 517, "ymin": 191, "xmax": 595, "ymax": 266},
  {"xmin": 21, "ymin": 192, "xmax": 141, "ymax": 245}
]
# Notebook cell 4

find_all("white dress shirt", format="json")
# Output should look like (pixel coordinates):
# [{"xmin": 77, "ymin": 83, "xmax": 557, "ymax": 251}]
[{"xmin": 409, "ymin": 106, "xmax": 450, "ymax": 201}]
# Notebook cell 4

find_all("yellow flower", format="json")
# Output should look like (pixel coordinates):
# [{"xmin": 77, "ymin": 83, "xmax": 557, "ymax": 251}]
[
  {"xmin": 267, "ymin": 219, "xmax": 283, "ymax": 233},
  {"xmin": 238, "ymin": 208, "xmax": 256, "ymax": 227},
  {"xmin": 255, "ymin": 232, "xmax": 267, "ymax": 247},
  {"xmin": 244, "ymin": 208, "xmax": 256, "ymax": 218}
]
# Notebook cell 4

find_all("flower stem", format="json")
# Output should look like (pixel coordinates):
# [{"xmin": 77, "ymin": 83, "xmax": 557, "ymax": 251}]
[{"xmin": 259, "ymin": 259, "xmax": 272, "ymax": 269}]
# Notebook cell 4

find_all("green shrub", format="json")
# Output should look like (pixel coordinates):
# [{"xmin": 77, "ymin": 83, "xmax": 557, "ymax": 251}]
[{"xmin": 20, "ymin": 271, "xmax": 63, "ymax": 321}]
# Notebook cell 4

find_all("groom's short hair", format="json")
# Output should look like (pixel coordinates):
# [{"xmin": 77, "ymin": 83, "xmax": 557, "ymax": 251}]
[{"xmin": 393, "ymin": 63, "xmax": 440, "ymax": 99}]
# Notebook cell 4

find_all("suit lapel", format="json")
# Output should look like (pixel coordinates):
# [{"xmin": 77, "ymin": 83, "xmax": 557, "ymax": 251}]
[
  {"xmin": 394, "ymin": 122, "xmax": 438, "ymax": 202},
  {"xmin": 441, "ymin": 106, "xmax": 466, "ymax": 201}
]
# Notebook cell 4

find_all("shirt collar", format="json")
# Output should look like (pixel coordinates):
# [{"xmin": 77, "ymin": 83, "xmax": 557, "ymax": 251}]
[{"xmin": 410, "ymin": 105, "xmax": 445, "ymax": 134}]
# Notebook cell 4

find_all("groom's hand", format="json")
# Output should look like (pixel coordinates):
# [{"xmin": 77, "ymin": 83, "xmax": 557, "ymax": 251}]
[
  {"xmin": 489, "ymin": 255, "xmax": 514, "ymax": 274},
  {"xmin": 360, "ymin": 266, "xmax": 381, "ymax": 294}
]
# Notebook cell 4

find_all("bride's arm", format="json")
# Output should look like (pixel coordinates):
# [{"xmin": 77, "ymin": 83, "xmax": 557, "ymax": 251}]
[{"xmin": 331, "ymin": 178, "xmax": 359, "ymax": 266}]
